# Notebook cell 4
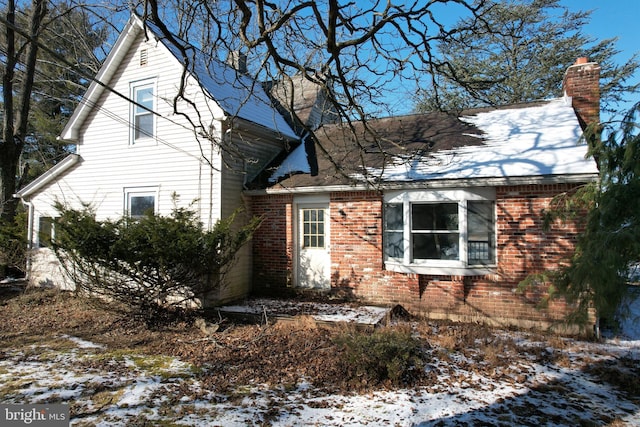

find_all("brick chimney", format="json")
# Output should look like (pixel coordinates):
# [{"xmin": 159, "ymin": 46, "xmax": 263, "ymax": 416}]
[
  {"xmin": 226, "ymin": 51, "xmax": 247, "ymax": 74},
  {"xmin": 563, "ymin": 57, "xmax": 601, "ymax": 130}
]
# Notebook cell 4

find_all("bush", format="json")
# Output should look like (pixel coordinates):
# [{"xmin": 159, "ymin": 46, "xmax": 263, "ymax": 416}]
[
  {"xmin": 334, "ymin": 327, "xmax": 426, "ymax": 387},
  {"xmin": 52, "ymin": 200, "xmax": 261, "ymax": 327}
]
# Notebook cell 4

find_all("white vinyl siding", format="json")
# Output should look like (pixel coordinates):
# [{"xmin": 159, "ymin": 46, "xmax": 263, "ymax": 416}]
[{"xmin": 24, "ymin": 26, "xmax": 286, "ymax": 301}]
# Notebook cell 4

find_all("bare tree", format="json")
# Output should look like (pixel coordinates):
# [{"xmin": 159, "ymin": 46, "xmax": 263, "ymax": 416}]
[
  {"xmin": 1, "ymin": 0, "xmax": 48, "ymax": 224},
  {"xmin": 0, "ymin": 0, "xmax": 112, "ymax": 223},
  {"xmin": 140, "ymin": 0, "xmax": 489, "ymax": 170}
]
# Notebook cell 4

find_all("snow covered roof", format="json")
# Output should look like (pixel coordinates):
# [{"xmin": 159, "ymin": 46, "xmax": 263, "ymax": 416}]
[
  {"xmin": 263, "ymin": 97, "xmax": 599, "ymax": 189},
  {"xmin": 147, "ymin": 20, "xmax": 298, "ymax": 140},
  {"xmin": 60, "ymin": 15, "xmax": 297, "ymax": 142}
]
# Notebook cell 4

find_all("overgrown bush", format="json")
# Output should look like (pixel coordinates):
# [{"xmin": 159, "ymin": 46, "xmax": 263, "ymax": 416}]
[
  {"xmin": 334, "ymin": 327, "xmax": 427, "ymax": 387},
  {"xmin": 53, "ymin": 200, "xmax": 261, "ymax": 326}
]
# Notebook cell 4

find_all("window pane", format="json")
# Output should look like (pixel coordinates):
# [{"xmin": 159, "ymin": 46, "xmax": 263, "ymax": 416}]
[
  {"xmin": 384, "ymin": 231, "xmax": 404, "ymax": 259},
  {"xmin": 301, "ymin": 208, "xmax": 325, "ymax": 248},
  {"xmin": 133, "ymin": 85, "xmax": 154, "ymax": 140},
  {"xmin": 412, "ymin": 203, "xmax": 458, "ymax": 231},
  {"xmin": 38, "ymin": 217, "xmax": 54, "ymax": 248},
  {"xmin": 468, "ymin": 201, "xmax": 494, "ymax": 264},
  {"xmin": 413, "ymin": 233, "xmax": 459, "ymax": 260},
  {"xmin": 136, "ymin": 87, "xmax": 153, "ymax": 110},
  {"xmin": 130, "ymin": 195, "xmax": 155, "ymax": 217},
  {"xmin": 384, "ymin": 203, "xmax": 403, "ymax": 230},
  {"xmin": 135, "ymin": 114, "xmax": 153, "ymax": 139}
]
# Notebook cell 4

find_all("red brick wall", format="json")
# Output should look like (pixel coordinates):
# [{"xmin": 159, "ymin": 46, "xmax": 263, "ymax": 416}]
[
  {"xmin": 250, "ymin": 183, "xmax": 587, "ymax": 330},
  {"xmin": 250, "ymin": 194, "xmax": 294, "ymax": 293}
]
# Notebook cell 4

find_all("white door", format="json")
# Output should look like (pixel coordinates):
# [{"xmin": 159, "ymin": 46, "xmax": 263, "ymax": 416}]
[{"xmin": 296, "ymin": 204, "xmax": 331, "ymax": 289}]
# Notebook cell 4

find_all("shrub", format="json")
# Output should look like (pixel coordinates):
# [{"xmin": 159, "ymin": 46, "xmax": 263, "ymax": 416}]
[
  {"xmin": 52, "ymin": 199, "xmax": 261, "ymax": 327},
  {"xmin": 334, "ymin": 327, "xmax": 426, "ymax": 387}
]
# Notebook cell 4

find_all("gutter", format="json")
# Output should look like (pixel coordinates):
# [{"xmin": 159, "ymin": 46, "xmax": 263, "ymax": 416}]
[
  {"xmin": 243, "ymin": 173, "xmax": 600, "ymax": 196},
  {"xmin": 14, "ymin": 154, "xmax": 82, "ymax": 199}
]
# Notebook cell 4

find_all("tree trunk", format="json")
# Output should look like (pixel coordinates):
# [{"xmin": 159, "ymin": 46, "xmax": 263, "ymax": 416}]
[{"xmin": 1, "ymin": 0, "xmax": 47, "ymax": 223}]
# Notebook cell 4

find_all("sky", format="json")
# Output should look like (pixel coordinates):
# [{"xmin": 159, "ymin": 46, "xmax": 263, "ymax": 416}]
[
  {"xmin": 375, "ymin": 0, "xmax": 640, "ymax": 119},
  {"xmin": 561, "ymin": 0, "xmax": 640, "ymax": 117}
]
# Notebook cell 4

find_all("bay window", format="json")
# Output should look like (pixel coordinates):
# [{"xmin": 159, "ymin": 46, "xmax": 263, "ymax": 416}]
[{"xmin": 383, "ymin": 189, "xmax": 495, "ymax": 275}]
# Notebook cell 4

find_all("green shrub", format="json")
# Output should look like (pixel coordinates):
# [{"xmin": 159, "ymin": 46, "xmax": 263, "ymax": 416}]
[
  {"xmin": 334, "ymin": 327, "xmax": 426, "ymax": 387},
  {"xmin": 52, "ymin": 199, "xmax": 261, "ymax": 326}
]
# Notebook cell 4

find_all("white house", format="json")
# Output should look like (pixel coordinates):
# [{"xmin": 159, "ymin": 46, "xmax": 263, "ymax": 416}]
[{"xmin": 15, "ymin": 14, "xmax": 298, "ymax": 302}]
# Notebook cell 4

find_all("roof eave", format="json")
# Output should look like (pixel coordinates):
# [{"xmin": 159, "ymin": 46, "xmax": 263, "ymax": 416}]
[
  {"xmin": 14, "ymin": 154, "xmax": 82, "ymax": 200},
  {"xmin": 60, "ymin": 15, "xmax": 145, "ymax": 142},
  {"xmin": 244, "ymin": 173, "xmax": 599, "ymax": 196},
  {"xmin": 229, "ymin": 116, "xmax": 299, "ymax": 143}
]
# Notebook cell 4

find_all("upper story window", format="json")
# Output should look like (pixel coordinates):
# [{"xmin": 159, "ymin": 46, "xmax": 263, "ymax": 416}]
[
  {"xmin": 383, "ymin": 188, "xmax": 496, "ymax": 275},
  {"xmin": 130, "ymin": 80, "xmax": 156, "ymax": 143}
]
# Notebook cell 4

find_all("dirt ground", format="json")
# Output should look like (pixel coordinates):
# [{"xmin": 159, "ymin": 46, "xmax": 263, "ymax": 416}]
[
  {"xmin": 0, "ymin": 287, "xmax": 421, "ymax": 394},
  {"xmin": 1, "ymin": 285, "xmax": 640, "ymax": 424}
]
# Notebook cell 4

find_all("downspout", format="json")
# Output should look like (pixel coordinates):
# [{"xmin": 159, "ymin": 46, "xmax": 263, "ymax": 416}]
[
  {"xmin": 209, "ymin": 132, "xmax": 215, "ymax": 230},
  {"xmin": 210, "ymin": 115, "xmax": 229, "ymax": 229},
  {"xmin": 19, "ymin": 198, "xmax": 35, "ymax": 282}
]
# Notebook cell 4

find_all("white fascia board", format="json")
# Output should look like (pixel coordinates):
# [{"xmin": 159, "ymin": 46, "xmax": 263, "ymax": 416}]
[
  {"xmin": 60, "ymin": 15, "xmax": 144, "ymax": 142},
  {"xmin": 244, "ymin": 173, "xmax": 599, "ymax": 196},
  {"xmin": 14, "ymin": 154, "xmax": 82, "ymax": 200}
]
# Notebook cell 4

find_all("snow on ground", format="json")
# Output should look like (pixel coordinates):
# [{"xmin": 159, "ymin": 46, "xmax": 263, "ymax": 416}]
[
  {"xmin": 1, "ymin": 294, "xmax": 640, "ymax": 426},
  {"xmin": 220, "ymin": 298, "xmax": 391, "ymax": 325}
]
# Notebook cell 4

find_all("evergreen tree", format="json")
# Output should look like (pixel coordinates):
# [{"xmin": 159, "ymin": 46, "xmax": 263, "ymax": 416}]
[
  {"xmin": 415, "ymin": 0, "xmax": 639, "ymax": 114},
  {"xmin": 553, "ymin": 103, "xmax": 640, "ymax": 328}
]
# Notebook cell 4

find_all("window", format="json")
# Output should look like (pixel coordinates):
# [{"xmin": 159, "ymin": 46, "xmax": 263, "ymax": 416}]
[
  {"xmin": 38, "ymin": 216, "xmax": 56, "ymax": 248},
  {"xmin": 383, "ymin": 203, "xmax": 403, "ymax": 259},
  {"xmin": 301, "ymin": 208, "xmax": 325, "ymax": 248},
  {"xmin": 383, "ymin": 189, "xmax": 495, "ymax": 275},
  {"xmin": 125, "ymin": 188, "xmax": 157, "ymax": 218},
  {"xmin": 411, "ymin": 203, "xmax": 459, "ymax": 260},
  {"xmin": 131, "ymin": 81, "xmax": 155, "ymax": 142}
]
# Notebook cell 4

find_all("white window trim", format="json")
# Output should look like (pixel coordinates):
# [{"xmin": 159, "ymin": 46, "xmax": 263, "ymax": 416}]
[
  {"xmin": 124, "ymin": 186, "xmax": 159, "ymax": 218},
  {"xmin": 129, "ymin": 78, "xmax": 157, "ymax": 145},
  {"xmin": 383, "ymin": 188, "xmax": 496, "ymax": 276}
]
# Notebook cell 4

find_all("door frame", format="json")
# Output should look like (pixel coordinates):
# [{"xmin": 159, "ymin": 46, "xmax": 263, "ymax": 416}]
[{"xmin": 293, "ymin": 195, "xmax": 331, "ymax": 289}]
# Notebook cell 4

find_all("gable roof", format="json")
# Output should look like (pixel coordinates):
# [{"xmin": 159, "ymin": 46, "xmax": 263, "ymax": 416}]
[
  {"xmin": 60, "ymin": 14, "xmax": 297, "ymax": 142},
  {"xmin": 256, "ymin": 97, "xmax": 599, "ymax": 191}
]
